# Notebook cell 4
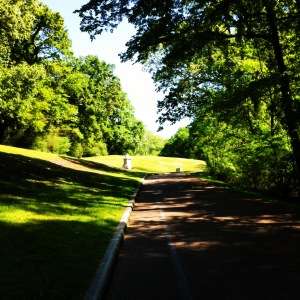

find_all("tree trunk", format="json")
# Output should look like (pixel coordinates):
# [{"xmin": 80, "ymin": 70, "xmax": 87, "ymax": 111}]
[{"xmin": 266, "ymin": 2, "xmax": 300, "ymax": 188}]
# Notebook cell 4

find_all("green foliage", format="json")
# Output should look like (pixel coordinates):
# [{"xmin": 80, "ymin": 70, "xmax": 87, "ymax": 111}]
[
  {"xmin": 138, "ymin": 131, "xmax": 165, "ymax": 155},
  {"xmin": 0, "ymin": 62, "xmax": 47, "ymax": 145},
  {"xmin": 70, "ymin": 55, "xmax": 145, "ymax": 155},
  {"xmin": 76, "ymin": 0, "xmax": 300, "ymax": 191},
  {"xmin": 160, "ymin": 113, "xmax": 296, "ymax": 193},
  {"xmin": 0, "ymin": 60, "xmax": 79, "ymax": 147},
  {"xmin": 82, "ymin": 140, "xmax": 108, "ymax": 157},
  {"xmin": 188, "ymin": 115, "xmax": 296, "ymax": 193},
  {"xmin": 0, "ymin": 145, "xmax": 144, "ymax": 299},
  {"xmin": 160, "ymin": 128, "xmax": 194, "ymax": 158},
  {"xmin": 9, "ymin": 2, "xmax": 72, "ymax": 65},
  {"xmin": 0, "ymin": 0, "xmax": 39, "ymax": 62},
  {"xmin": 32, "ymin": 128, "xmax": 71, "ymax": 154},
  {"xmin": 0, "ymin": 2, "xmax": 149, "ymax": 157},
  {"xmin": 68, "ymin": 142, "xmax": 84, "ymax": 158}
]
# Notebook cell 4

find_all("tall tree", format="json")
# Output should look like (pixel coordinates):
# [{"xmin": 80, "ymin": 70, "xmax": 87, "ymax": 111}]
[
  {"xmin": 70, "ymin": 55, "xmax": 145, "ymax": 155},
  {"xmin": 0, "ymin": 0, "xmax": 38, "ymax": 62},
  {"xmin": 160, "ymin": 127, "xmax": 193, "ymax": 158},
  {"xmin": 0, "ymin": 1, "xmax": 148, "ymax": 156},
  {"xmin": 9, "ymin": 2, "xmax": 72, "ymax": 65},
  {"xmin": 0, "ymin": 1, "xmax": 76, "ymax": 146},
  {"xmin": 76, "ymin": 0, "xmax": 300, "ymax": 185},
  {"xmin": 139, "ymin": 131, "xmax": 165, "ymax": 155},
  {"xmin": 0, "ymin": 1, "xmax": 71, "ymax": 65},
  {"xmin": 0, "ymin": 63, "xmax": 47, "ymax": 144}
]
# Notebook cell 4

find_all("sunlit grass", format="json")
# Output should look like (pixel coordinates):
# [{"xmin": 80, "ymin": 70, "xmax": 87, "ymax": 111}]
[
  {"xmin": 0, "ymin": 145, "xmax": 206, "ymax": 299},
  {"xmin": 0, "ymin": 144, "xmax": 59, "ymax": 160},
  {"xmin": 85, "ymin": 155, "xmax": 206, "ymax": 173},
  {"xmin": 0, "ymin": 145, "xmax": 144, "ymax": 299}
]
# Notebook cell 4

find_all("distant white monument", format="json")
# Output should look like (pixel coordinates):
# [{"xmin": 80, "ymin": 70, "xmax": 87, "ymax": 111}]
[{"xmin": 123, "ymin": 153, "xmax": 132, "ymax": 169}]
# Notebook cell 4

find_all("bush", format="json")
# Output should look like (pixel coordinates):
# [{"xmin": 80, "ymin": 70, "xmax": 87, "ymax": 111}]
[
  {"xmin": 82, "ymin": 141, "xmax": 108, "ymax": 157},
  {"xmin": 32, "ymin": 132, "xmax": 70, "ymax": 155},
  {"xmin": 69, "ymin": 143, "xmax": 84, "ymax": 158}
]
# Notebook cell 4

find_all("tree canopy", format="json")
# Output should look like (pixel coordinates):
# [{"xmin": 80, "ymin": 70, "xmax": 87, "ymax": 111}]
[
  {"xmin": 0, "ymin": 0, "xmax": 161, "ymax": 157},
  {"xmin": 77, "ymin": 0, "xmax": 300, "ymax": 192}
]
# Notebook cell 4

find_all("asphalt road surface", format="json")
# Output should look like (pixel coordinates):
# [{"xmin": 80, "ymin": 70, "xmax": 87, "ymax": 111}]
[{"xmin": 106, "ymin": 173, "xmax": 300, "ymax": 300}]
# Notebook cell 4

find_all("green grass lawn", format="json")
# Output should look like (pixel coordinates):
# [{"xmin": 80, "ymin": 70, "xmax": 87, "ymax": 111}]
[
  {"xmin": 0, "ymin": 145, "xmax": 205, "ymax": 299},
  {"xmin": 85, "ymin": 155, "xmax": 206, "ymax": 173}
]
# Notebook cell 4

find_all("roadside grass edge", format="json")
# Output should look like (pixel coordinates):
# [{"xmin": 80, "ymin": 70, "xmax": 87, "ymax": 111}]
[{"xmin": 84, "ymin": 176, "xmax": 146, "ymax": 300}]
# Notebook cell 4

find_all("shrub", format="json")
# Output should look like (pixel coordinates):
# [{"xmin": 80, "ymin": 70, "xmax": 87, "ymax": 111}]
[
  {"xmin": 82, "ymin": 141, "xmax": 108, "ymax": 157},
  {"xmin": 32, "ymin": 132, "xmax": 70, "ymax": 155}
]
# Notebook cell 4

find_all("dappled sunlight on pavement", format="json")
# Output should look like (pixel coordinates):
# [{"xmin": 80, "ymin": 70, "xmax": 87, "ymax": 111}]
[{"xmin": 106, "ymin": 173, "xmax": 300, "ymax": 300}]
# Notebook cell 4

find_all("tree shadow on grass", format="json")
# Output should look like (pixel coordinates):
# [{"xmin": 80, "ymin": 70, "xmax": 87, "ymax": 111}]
[
  {"xmin": 0, "ymin": 152, "xmax": 144, "ymax": 214},
  {"xmin": 0, "ymin": 218, "xmax": 117, "ymax": 300},
  {"xmin": 0, "ymin": 151, "xmax": 144, "ymax": 299},
  {"xmin": 61, "ymin": 156, "xmax": 145, "ymax": 179}
]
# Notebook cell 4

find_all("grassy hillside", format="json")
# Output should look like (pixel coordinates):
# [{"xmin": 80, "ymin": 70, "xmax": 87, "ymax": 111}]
[
  {"xmin": 85, "ymin": 155, "xmax": 206, "ymax": 173},
  {"xmin": 0, "ymin": 145, "xmax": 205, "ymax": 299}
]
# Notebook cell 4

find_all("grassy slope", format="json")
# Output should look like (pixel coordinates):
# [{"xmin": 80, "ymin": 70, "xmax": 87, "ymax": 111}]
[
  {"xmin": 0, "ymin": 145, "xmax": 205, "ymax": 299},
  {"xmin": 85, "ymin": 155, "xmax": 206, "ymax": 173}
]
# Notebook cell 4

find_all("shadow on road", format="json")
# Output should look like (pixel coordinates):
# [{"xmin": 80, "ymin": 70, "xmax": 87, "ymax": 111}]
[{"xmin": 107, "ymin": 173, "xmax": 300, "ymax": 300}]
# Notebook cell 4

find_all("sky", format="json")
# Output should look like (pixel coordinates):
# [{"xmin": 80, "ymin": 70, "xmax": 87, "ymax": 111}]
[{"xmin": 42, "ymin": 0, "xmax": 190, "ymax": 139}]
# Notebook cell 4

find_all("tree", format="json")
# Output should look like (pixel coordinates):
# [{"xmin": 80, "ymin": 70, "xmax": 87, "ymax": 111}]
[
  {"xmin": 0, "ymin": 60, "xmax": 79, "ymax": 147},
  {"xmin": 0, "ymin": 1, "xmax": 77, "ymax": 147},
  {"xmin": 71, "ymin": 55, "xmax": 144, "ymax": 155},
  {"xmin": 160, "ymin": 128, "xmax": 193, "ymax": 158},
  {"xmin": 0, "ymin": 1, "xmax": 148, "ymax": 157},
  {"xmin": 0, "ymin": 63, "xmax": 47, "ymax": 145},
  {"xmin": 76, "ymin": 0, "xmax": 300, "ymax": 188},
  {"xmin": 9, "ymin": 2, "xmax": 72, "ymax": 65},
  {"xmin": 0, "ymin": 1, "xmax": 71, "ymax": 65},
  {"xmin": 105, "ymin": 96, "xmax": 146, "ymax": 155},
  {"xmin": 139, "ymin": 131, "xmax": 165, "ymax": 155},
  {"xmin": 0, "ymin": 0, "xmax": 38, "ymax": 62}
]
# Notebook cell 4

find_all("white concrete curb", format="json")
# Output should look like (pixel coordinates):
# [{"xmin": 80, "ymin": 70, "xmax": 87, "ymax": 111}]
[{"xmin": 84, "ymin": 176, "xmax": 146, "ymax": 300}]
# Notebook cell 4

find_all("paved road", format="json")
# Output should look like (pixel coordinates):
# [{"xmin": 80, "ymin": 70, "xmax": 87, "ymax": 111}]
[{"xmin": 106, "ymin": 173, "xmax": 300, "ymax": 300}]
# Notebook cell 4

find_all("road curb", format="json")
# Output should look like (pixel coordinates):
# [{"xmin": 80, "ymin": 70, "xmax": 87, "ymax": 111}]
[{"xmin": 84, "ymin": 176, "xmax": 146, "ymax": 300}]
